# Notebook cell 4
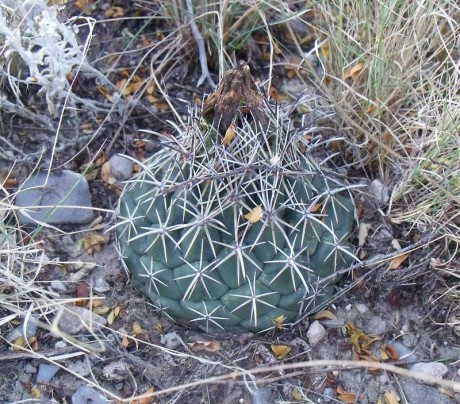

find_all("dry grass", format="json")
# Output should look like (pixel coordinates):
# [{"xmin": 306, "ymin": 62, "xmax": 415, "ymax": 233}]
[{"xmin": 286, "ymin": 0, "xmax": 460, "ymax": 328}]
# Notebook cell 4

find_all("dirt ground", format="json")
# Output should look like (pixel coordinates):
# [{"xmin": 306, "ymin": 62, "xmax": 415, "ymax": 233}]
[{"xmin": 0, "ymin": 1, "xmax": 459, "ymax": 403}]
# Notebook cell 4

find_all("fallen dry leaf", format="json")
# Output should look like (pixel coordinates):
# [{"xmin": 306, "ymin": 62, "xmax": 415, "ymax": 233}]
[
  {"xmin": 367, "ymin": 102, "xmax": 378, "ymax": 114},
  {"xmin": 121, "ymin": 335, "xmax": 132, "ymax": 348},
  {"xmin": 271, "ymin": 344, "xmax": 291, "ymax": 360},
  {"xmin": 381, "ymin": 344, "xmax": 399, "ymax": 361},
  {"xmin": 358, "ymin": 222, "xmax": 371, "ymax": 247},
  {"xmin": 31, "ymin": 386, "xmax": 41, "ymax": 399},
  {"xmin": 132, "ymin": 321, "xmax": 143, "ymax": 335},
  {"xmin": 131, "ymin": 387, "xmax": 155, "ymax": 404},
  {"xmin": 269, "ymin": 86, "xmax": 286, "ymax": 102},
  {"xmin": 105, "ymin": 6, "xmax": 125, "ymax": 18},
  {"xmin": 343, "ymin": 63, "xmax": 364, "ymax": 80},
  {"xmin": 291, "ymin": 388, "xmax": 302, "ymax": 401},
  {"xmin": 188, "ymin": 340, "xmax": 221, "ymax": 353},
  {"xmin": 83, "ymin": 234, "xmax": 106, "ymax": 255},
  {"xmin": 101, "ymin": 160, "xmax": 116, "ymax": 184},
  {"xmin": 313, "ymin": 310, "xmax": 337, "ymax": 320},
  {"xmin": 272, "ymin": 314, "xmax": 287, "ymax": 330},
  {"xmin": 244, "ymin": 205, "xmax": 263, "ymax": 223},
  {"xmin": 107, "ymin": 305, "xmax": 122, "ymax": 325},
  {"xmin": 222, "ymin": 123, "xmax": 236, "ymax": 146},
  {"xmin": 389, "ymin": 254, "xmax": 408, "ymax": 270},
  {"xmin": 310, "ymin": 203, "xmax": 322, "ymax": 213},
  {"xmin": 93, "ymin": 305, "xmax": 111, "ymax": 315},
  {"xmin": 76, "ymin": 281, "xmax": 89, "ymax": 306},
  {"xmin": 337, "ymin": 386, "xmax": 359, "ymax": 403},
  {"xmin": 381, "ymin": 391, "xmax": 400, "ymax": 404}
]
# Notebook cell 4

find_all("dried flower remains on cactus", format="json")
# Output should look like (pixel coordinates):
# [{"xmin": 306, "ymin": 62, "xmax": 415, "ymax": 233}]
[
  {"xmin": 115, "ymin": 63, "xmax": 357, "ymax": 332},
  {"xmin": 203, "ymin": 61, "xmax": 266, "ymax": 129}
]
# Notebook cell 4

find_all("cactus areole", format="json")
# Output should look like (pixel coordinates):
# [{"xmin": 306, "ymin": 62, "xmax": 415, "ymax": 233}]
[{"xmin": 116, "ymin": 65, "xmax": 356, "ymax": 332}]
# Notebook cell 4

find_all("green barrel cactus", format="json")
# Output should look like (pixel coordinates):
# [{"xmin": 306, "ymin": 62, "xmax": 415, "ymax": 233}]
[{"xmin": 116, "ymin": 83, "xmax": 356, "ymax": 332}]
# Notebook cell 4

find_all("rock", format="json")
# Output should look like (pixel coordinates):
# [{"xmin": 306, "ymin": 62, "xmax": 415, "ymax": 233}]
[
  {"xmin": 66, "ymin": 360, "xmax": 91, "ymax": 377},
  {"xmin": 55, "ymin": 306, "xmax": 107, "ymax": 335},
  {"xmin": 92, "ymin": 276, "xmax": 111, "ymax": 293},
  {"xmin": 102, "ymin": 361, "xmax": 129, "ymax": 381},
  {"xmin": 50, "ymin": 280, "xmax": 67, "ymax": 291},
  {"xmin": 355, "ymin": 303, "xmax": 369, "ymax": 314},
  {"xmin": 25, "ymin": 364, "xmax": 37, "ymax": 374},
  {"xmin": 370, "ymin": 179, "xmax": 389, "ymax": 204},
  {"xmin": 36, "ymin": 363, "xmax": 59, "ymax": 383},
  {"xmin": 72, "ymin": 386, "xmax": 112, "ymax": 404},
  {"xmin": 6, "ymin": 318, "xmax": 37, "ymax": 342},
  {"xmin": 411, "ymin": 362, "xmax": 449, "ymax": 381},
  {"xmin": 322, "ymin": 388, "xmax": 335, "ymax": 402},
  {"xmin": 389, "ymin": 341, "xmax": 418, "ymax": 364},
  {"xmin": 365, "ymin": 316, "xmax": 388, "ymax": 335},
  {"xmin": 109, "ymin": 154, "xmax": 133, "ymax": 182},
  {"xmin": 400, "ymin": 378, "xmax": 454, "ymax": 404},
  {"xmin": 16, "ymin": 170, "xmax": 94, "ymax": 225},
  {"xmin": 366, "ymin": 378, "xmax": 380, "ymax": 402},
  {"xmin": 161, "ymin": 332, "xmax": 181, "ymax": 350},
  {"xmin": 307, "ymin": 320, "xmax": 326, "ymax": 347}
]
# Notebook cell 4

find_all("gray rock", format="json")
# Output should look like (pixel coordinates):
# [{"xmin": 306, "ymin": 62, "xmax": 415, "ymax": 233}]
[
  {"xmin": 50, "ymin": 280, "xmax": 67, "ymax": 291},
  {"xmin": 25, "ymin": 364, "xmax": 37, "ymax": 374},
  {"xmin": 102, "ymin": 361, "xmax": 129, "ymax": 381},
  {"xmin": 389, "ymin": 341, "xmax": 418, "ymax": 364},
  {"xmin": 366, "ymin": 378, "xmax": 380, "ymax": 402},
  {"xmin": 72, "ymin": 385, "xmax": 112, "ymax": 404},
  {"xmin": 55, "ymin": 306, "xmax": 107, "ymax": 335},
  {"xmin": 355, "ymin": 303, "xmax": 369, "ymax": 314},
  {"xmin": 370, "ymin": 179, "xmax": 389, "ymax": 204},
  {"xmin": 66, "ymin": 360, "xmax": 91, "ymax": 377},
  {"xmin": 16, "ymin": 170, "xmax": 94, "ymax": 225},
  {"xmin": 92, "ymin": 276, "xmax": 111, "ymax": 293},
  {"xmin": 109, "ymin": 154, "xmax": 133, "ymax": 182},
  {"xmin": 307, "ymin": 320, "xmax": 327, "ymax": 347},
  {"xmin": 161, "ymin": 332, "xmax": 181, "ymax": 350},
  {"xmin": 401, "ymin": 378, "xmax": 454, "ymax": 404},
  {"xmin": 6, "ymin": 318, "xmax": 38, "ymax": 342},
  {"xmin": 37, "ymin": 363, "xmax": 59, "ymax": 383},
  {"xmin": 322, "ymin": 387, "xmax": 335, "ymax": 402},
  {"xmin": 411, "ymin": 362, "xmax": 449, "ymax": 381}
]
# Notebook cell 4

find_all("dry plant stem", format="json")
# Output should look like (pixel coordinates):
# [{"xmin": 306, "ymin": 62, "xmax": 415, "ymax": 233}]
[
  {"xmin": 185, "ymin": 0, "xmax": 216, "ymax": 88},
  {"xmin": 127, "ymin": 359, "xmax": 460, "ymax": 400},
  {"xmin": 0, "ymin": 346, "xmax": 82, "ymax": 362}
]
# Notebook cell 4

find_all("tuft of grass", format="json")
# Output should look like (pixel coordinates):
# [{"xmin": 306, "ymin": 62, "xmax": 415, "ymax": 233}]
[
  {"xmin": 142, "ymin": 0, "xmax": 307, "ymax": 73},
  {"xmin": 291, "ymin": 0, "xmax": 459, "ymax": 316}
]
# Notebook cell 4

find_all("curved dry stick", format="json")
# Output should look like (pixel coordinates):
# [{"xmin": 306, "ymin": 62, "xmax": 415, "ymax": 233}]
[
  {"xmin": 126, "ymin": 359, "xmax": 460, "ymax": 401},
  {"xmin": 185, "ymin": 0, "xmax": 216, "ymax": 88}
]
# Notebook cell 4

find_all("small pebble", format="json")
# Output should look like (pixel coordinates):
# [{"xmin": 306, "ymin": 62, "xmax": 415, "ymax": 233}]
[
  {"xmin": 72, "ymin": 385, "xmax": 112, "ymax": 404},
  {"xmin": 322, "ymin": 387, "xmax": 335, "ymax": 402},
  {"xmin": 411, "ymin": 362, "xmax": 448, "ymax": 381},
  {"xmin": 50, "ymin": 280, "xmax": 67, "ymax": 291},
  {"xmin": 109, "ymin": 154, "xmax": 133, "ymax": 182},
  {"xmin": 102, "ymin": 361, "xmax": 129, "ymax": 381},
  {"xmin": 6, "ymin": 318, "xmax": 38, "ymax": 342},
  {"xmin": 25, "ymin": 364, "xmax": 37, "ymax": 374},
  {"xmin": 370, "ymin": 179, "xmax": 389, "ymax": 204},
  {"xmin": 37, "ymin": 363, "xmax": 59, "ymax": 383},
  {"xmin": 55, "ymin": 306, "xmax": 107, "ymax": 335},
  {"xmin": 306, "ymin": 320, "xmax": 327, "ymax": 347},
  {"xmin": 355, "ymin": 303, "xmax": 368, "ymax": 314},
  {"xmin": 161, "ymin": 332, "xmax": 181, "ymax": 350}
]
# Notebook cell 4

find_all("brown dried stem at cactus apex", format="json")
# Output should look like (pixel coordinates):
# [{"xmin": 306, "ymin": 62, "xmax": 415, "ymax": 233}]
[{"xmin": 203, "ymin": 61, "xmax": 266, "ymax": 129}]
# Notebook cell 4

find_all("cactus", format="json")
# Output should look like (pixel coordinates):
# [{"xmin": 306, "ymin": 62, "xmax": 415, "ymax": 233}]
[{"xmin": 116, "ymin": 74, "xmax": 356, "ymax": 332}]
